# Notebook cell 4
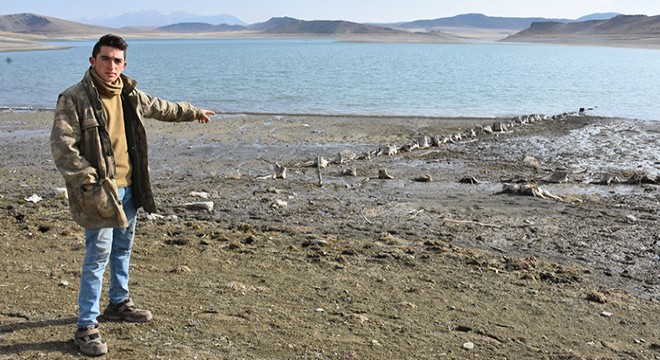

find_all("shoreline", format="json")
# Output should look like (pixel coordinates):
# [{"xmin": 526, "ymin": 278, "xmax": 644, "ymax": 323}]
[{"xmin": 2, "ymin": 106, "xmax": 656, "ymax": 125}]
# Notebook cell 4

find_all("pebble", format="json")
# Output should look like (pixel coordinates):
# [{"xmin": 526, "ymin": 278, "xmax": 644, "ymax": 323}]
[
  {"xmin": 189, "ymin": 191, "xmax": 210, "ymax": 199},
  {"xmin": 271, "ymin": 199, "xmax": 288, "ymax": 209},
  {"xmin": 54, "ymin": 187, "xmax": 68, "ymax": 199},
  {"xmin": 25, "ymin": 194, "xmax": 42, "ymax": 203},
  {"xmin": 59, "ymin": 280, "xmax": 69, "ymax": 287},
  {"xmin": 172, "ymin": 265, "xmax": 192, "ymax": 273},
  {"xmin": 463, "ymin": 342, "xmax": 475, "ymax": 350},
  {"xmin": 178, "ymin": 201, "xmax": 214, "ymax": 212},
  {"xmin": 601, "ymin": 311, "xmax": 613, "ymax": 317}
]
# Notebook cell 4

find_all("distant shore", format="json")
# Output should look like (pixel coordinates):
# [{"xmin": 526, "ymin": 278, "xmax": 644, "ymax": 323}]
[
  {"xmin": 2, "ymin": 30, "xmax": 660, "ymax": 53},
  {"xmin": 0, "ymin": 34, "xmax": 72, "ymax": 53},
  {"xmin": 0, "ymin": 31, "xmax": 461, "ymax": 53}
]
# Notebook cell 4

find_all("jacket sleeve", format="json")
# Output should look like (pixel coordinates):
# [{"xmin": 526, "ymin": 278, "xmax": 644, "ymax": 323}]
[
  {"xmin": 50, "ymin": 94, "xmax": 99, "ymax": 188},
  {"xmin": 135, "ymin": 89, "xmax": 203, "ymax": 122}
]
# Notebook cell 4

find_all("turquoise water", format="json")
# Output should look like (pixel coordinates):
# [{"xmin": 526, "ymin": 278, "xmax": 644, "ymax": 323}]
[{"xmin": 1, "ymin": 38, "xmax": 659, "ymax": 120}]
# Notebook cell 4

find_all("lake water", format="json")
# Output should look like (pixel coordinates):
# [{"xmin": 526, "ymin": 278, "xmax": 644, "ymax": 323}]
[{"xmin": 1, "ymin": 38, "xmax": 659, "ymax": 120}]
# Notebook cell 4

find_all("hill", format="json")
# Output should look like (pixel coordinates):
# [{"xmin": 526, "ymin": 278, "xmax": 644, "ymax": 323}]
[
  {"xmin": 0, "ymin": 13, "xmax": 460, "ymax": 44},
  {"xmin": 156, "ymin": 17, "xmax": 420, "ymax": 36},
  {"xmin": 502, "ymin": 14, "xmax": 660, "ymax": 47},
  {"xmin": 0, "ymin": 13, "xmax": 112, "ymax": 35},
  {"xmin": 157, "ymin": 22, "xmax": 245, "ymax": 33},
  {"xmin": 576, "ymin": 12, "xmax": 621, "ymax": 21},
  {"xmin": 1, "ymin": 12, "xmax": 658, "ymax": 49},
  {"xmin": 382, "ymin": 13, "xmax": 622, "ymax": 41},
  {"xmin": 249, "ymin": 17, "xmax": 413, "ymax": 35},
  {"xmin": 392, "ymin": 13, "xmax": 569, "ymax": 31},
  {"xmin": 78, "ymin": 10, "xmax": 246, "ymax": 28}
]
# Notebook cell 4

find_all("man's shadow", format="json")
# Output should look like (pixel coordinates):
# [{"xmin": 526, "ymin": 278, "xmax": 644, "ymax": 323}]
[{"xmin": 0, "ymin": 317, "xmax": 79, "ymax": 356}]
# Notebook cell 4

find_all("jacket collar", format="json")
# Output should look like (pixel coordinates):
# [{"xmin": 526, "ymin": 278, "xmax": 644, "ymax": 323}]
[
  {"xmin": 120, "ymin": 73, "xmax": 137, "ymax": 93},
  {"xmin": 82, "ymin": 67, "xmax": 137, "ymax": 94}
]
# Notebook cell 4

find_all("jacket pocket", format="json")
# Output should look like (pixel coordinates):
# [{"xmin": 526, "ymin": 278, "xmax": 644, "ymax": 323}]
[{"xmin": 81, "ymin": 179, "xmax": 118, "ymax": 218}]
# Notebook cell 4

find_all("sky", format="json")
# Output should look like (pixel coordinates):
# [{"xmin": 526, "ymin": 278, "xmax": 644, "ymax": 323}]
[{"xmin": 2, "ymin": 0, "xmax": 659, "ymax": 24}]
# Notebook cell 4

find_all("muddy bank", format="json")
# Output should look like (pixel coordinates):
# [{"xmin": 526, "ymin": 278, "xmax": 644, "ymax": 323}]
[{"xmin": 0, "ymin": 111, "xmax": 659, "ymax": 359}]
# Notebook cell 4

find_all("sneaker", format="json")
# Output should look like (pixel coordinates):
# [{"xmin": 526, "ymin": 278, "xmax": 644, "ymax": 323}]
[
  {"xmin": 103, "ymin": 298, "xmax": 153, "ymax": 323},
  {"xmin": 74, "ymin": 324, "xmax": 107, "ymax": 357}
]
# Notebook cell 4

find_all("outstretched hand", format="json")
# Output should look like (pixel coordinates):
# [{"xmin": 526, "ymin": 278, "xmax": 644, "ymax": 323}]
[{"xmin": 197, "ymin": 109, "xmax": 215, "ymax": 124}]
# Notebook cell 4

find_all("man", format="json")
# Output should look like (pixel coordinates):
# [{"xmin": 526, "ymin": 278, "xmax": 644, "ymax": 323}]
[{"xmin": 50, "ymin": 34, "xmax": 215, "ymax": 356}]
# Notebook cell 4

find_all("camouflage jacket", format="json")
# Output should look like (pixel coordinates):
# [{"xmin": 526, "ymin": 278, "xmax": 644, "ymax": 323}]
[{"xmin": 50, "ymin": 68, "xmax": 203, "ymax": 228}]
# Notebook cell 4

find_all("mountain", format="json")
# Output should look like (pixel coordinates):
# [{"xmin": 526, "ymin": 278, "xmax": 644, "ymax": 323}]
[
  {"xmin": 2, "ymin": 12, "xmax": 656, "ymax": 48},
  {"xmin": 0, "ymin": 13, "xmax": 449, "ymax": 40},
  {"xmin": 157, "ymin": 22, "xmax": 245, "ymax": 33},
  {"xmin": 392, "ymin": 13, "xmax": 570, "ymax": 31},
  {"xmin": 77, "ymin": 11, "xmax": 246, "ymax": 28},
  {"xmin": 576, "ymin": 13, "xmax": 621, "ymax": 21},
  {"xmin": 502, "ymin": 15, "xmax": 660, "ymax": 46},
  {"xmin": 0, "ymin": 13, "xmax": 112, "ymax": 35},
  {"xmin": 383, "ymin": 12, "xmax": 622, "ymax": 39},
  {"xmin": 248, "ymin": 17, "xmax": 412, "ymax": 35}
]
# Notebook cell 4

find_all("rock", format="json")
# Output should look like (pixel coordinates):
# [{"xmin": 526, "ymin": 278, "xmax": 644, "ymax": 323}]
[
  {"xmin": 585, "ymin": 290, "xmax": 608, "ymax": 304},
  {"xmin": 25, "ymin": 194, "xmax": 42, "ymax": 203},
  {"xmin": 399, "ymin": 143, "xmax": 418, "ymax": 152},
  {"xmin": 413, "ymin": 174, "xmax": 432, "ymax": 182},
  {"xmin": 273, "ymin": 162, "xmax": 287, "ymax": 179},
  {"xmin": 378, "ymin": 169, "xmax": 394, "ymax": 180},
  {"xmin": 335, "ymin": 150, "xmax": 357, "ymax": 164},
  {"xmin": 271, "ymin": 199, "xmax": 288, "ymax": 209},
  {"xmin": 312, "ymin": 158, "xmax": 327, "ymax": 169},
  {"xmin": 459, "ymin": 176, "xmax": 481, "ymax": 184},
  {"xmin": 54, "ymin": 187, "xmax": 68, "ymax": 199},
  {"xmin": 523, "ymin": 156, "xmax": 540, "ymax": 169},
  {"xmin": 462, "ymin": 342, "xmax": 475, "ymax": 350},
  {"xmin": 543, "ymin": 170, "xmax": 569, "ymax": 183},
  {"xmin": 377, "ymin": 144, "xmax": 398, "ymax": 156},
  {"xmin": 171, "ymin": 265, "xmax": 192, "ymax": 273},
  {"xmin": 600, "ymin": 340, "xmax": 621, "ymax": 351},
  {"xmin": 601, "ymin": 311, "xmax": 613, "ymax": 318},
  {"xmin": 145, "ymin": 213, "xmax": 178, "ymax": 221},
  {"xmin": 176, "ymin": 201, "xmax": 214, "ymax": 212},
  {"xmin": 346, "ymin": 313, "xmax": 369, "ymax": 324},
  {"xmin": 417, "ymin": 136, "xmax": 430, "ymax": 148},
  {"xmin": 340, "ymin": 168, "xmax": 357, "ymax": 176},
  {"xmin": 492, "ymin": 122, "xmax": 508, "ymax": 132},
  {"xmin": 189, "ymin": 191, "xmax": 210, "ymax": 199}
]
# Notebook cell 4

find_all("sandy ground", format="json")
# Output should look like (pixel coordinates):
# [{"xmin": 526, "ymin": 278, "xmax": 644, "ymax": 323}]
[{"xmin": 0, "ymin": 110, "xmax": 659, "ymax": 359}]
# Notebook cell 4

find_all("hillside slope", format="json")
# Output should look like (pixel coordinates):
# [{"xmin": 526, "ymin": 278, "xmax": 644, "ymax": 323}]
[
  {"xmin": 0, "ymin": 13, "xmax": 112, "ymax": 35},
  {"xmin": 502, "ymin": 15, "xmax": 660, "ymax": 47}
]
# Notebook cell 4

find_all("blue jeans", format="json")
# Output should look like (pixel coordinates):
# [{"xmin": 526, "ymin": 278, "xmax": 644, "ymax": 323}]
[{"xmin": 78, "ymin": 187, "xmax": 137, "ymax": 327}]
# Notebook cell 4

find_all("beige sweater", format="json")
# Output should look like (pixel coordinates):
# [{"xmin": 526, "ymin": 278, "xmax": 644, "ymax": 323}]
[{"xmin": 91, "ymin": 70, "xmax": 132, "ymax": 188}]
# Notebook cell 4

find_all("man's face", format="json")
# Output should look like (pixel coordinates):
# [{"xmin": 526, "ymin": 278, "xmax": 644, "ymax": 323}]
[{"xmin": 89, "ymin": 45, "xmax": 127, "ymax": 83}]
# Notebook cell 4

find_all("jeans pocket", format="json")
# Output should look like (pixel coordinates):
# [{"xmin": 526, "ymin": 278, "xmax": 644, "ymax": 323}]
[{"xmin": 81, "ymin": 180, "xmax": 117, "ymax": 218}]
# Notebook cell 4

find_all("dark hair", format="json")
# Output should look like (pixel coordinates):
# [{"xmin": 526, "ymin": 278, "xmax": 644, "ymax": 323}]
[{"xmin": 92, "ymin": 34, "xmax": 128, "ymax": 59}]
